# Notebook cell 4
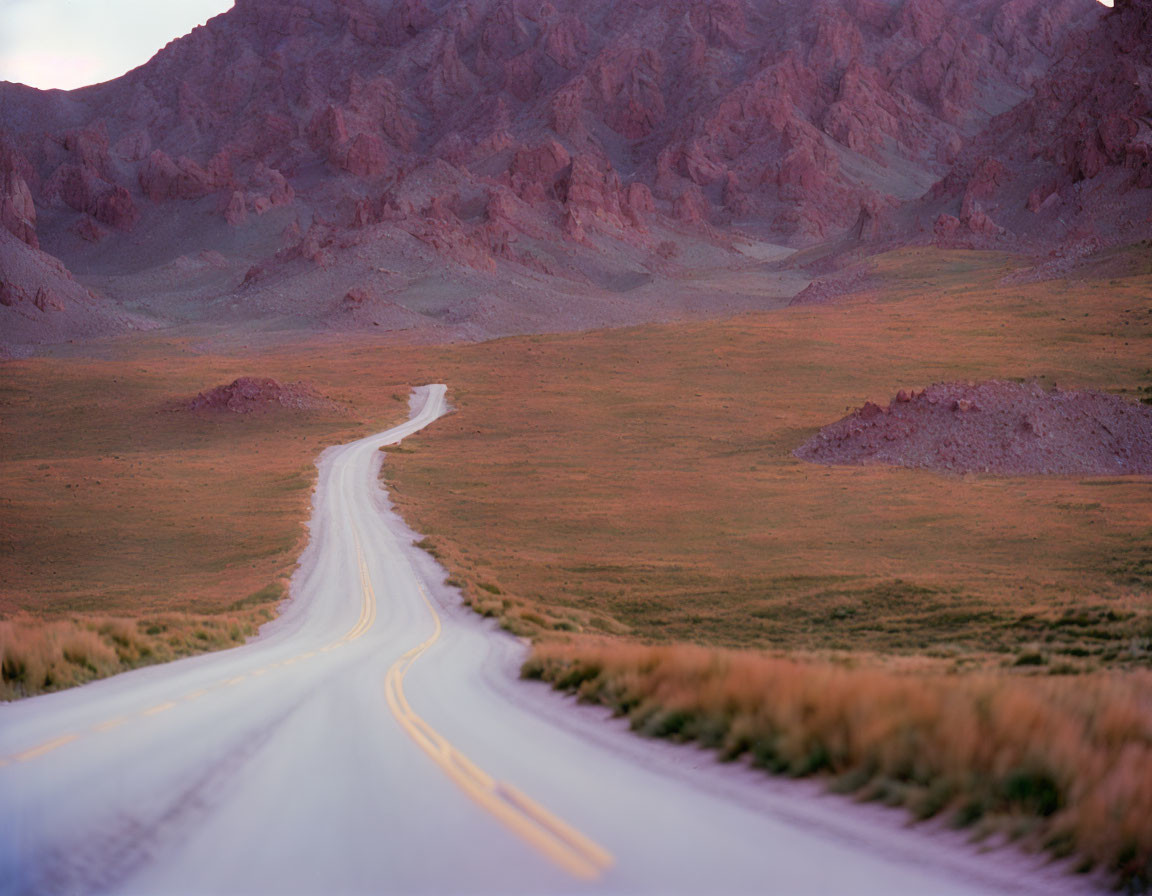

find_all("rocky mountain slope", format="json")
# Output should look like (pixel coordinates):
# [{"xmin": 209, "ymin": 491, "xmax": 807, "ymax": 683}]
[
  {"xmin": 1, "ymin": 0, "xmax": 1142, "ymax": 348},
  {"xmin": 909, "ymin": 0, "xmax": 1152, "ymax": 252}
]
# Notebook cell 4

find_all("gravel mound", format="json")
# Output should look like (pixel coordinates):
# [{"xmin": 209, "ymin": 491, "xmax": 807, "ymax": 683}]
[
  {"xmin": 788, "ymin": 265, "xmax": 875, "ymax": 307},
  {"xmin": 796, "ymin": 381, "xmax": 1152, "ymax": 475},
  {"xmin": 181, "ymin": 377, "xmax": 339, "ymax": 414}
]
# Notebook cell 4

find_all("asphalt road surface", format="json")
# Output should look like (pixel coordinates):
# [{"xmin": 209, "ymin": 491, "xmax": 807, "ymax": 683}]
[{"xmin": 0, "ymin": 386, "xmax": 1093, "ymax": 895}]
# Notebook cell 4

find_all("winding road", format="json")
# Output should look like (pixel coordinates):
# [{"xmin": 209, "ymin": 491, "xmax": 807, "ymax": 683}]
[{"xmin": 0, "ymin": 385, "xmax": 1092, "ymax": 895}]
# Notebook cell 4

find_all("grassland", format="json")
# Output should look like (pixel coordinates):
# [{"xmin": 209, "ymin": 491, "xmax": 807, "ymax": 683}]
[
  {"xmin": 386, "ymin": 250, "xmax": 1152, "ymax": 669},
  {"xmin": 2, "ymin": 247, "xmax": 1150, "ymax": 883},
  {"xmin": 378, "ymin": 248, "xmax": 1152, "ymax": 884},
  {"xmin": 0, "ymin": 335, "xmax": 419, "ymax": 697}
]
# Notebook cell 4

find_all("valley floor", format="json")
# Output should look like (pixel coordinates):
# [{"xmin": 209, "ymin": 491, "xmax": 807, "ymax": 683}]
[{"xmin": 1, "ymin": 247, "xmax": 1150, "ymax": 886}]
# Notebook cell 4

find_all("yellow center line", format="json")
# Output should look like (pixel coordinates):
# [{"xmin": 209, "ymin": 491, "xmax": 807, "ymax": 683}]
[
  {"xmin": 362, "ymin": 538, "xmax": 614, "ymax": 881},
  {"xmin": 11, "ymin": 599, "xmax": 345, "ymax": 768},
  {"xmin": 93, "ymin": 716, "xmax": 129, "ymax": 733},
  {"xmin": 343, "ymin": 534, "xmax": 379, "ymax": 643},
  {"xmin": 13, "ymin": 734, "xmax": 79, "ymax": 763}
]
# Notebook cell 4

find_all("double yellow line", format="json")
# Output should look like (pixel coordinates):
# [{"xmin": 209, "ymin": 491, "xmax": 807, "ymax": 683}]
[
  {"xmin": 357, "ymin": 540, "xmax": 615, "ymax": 881},
  {"xmin": 3, "ymin": 518, "xmax": 615, "ymax": 885},
  {"xmin": 343, "ymin": 531, "xmax": 379, "ymax": 643},
  {"xmin": 2, "ymin": 579, "xmax": 363, "ymax": 768}
]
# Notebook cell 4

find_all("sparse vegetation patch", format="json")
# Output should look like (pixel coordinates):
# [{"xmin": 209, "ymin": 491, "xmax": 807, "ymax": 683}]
[{"xmin": 525, "ymin": 642, "xmax": 1152, "ymax": 888}]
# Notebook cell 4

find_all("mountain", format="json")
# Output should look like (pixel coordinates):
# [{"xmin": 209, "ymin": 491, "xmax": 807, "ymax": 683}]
[
  {"xmin": 907, "ymin": 0, "xmax": 1152, "ymax": 253},
  {"xmin": 0, "ymin": 0, "xmax": 1137, "ymax": 347}
]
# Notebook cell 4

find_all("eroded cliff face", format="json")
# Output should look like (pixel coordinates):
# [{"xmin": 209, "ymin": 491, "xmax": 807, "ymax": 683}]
[
  {"xmin": 914, "ymin": 0, "xmax": 1152, "ymax": 251},
  {"xmin": 1, "ymin": 0, "xmax": 1140, "ymax": 345}
]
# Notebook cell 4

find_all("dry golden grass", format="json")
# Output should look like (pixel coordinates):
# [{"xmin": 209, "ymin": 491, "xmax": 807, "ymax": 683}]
[
  {"xmin": 525, "ymin": 641, "xmax": 1152, "ymax": 885},
  {"xmin": 386, "ymin": 249, "xmax": 1152, "ymax": 668},
  {"xmin": 0, "ymin": 335, "xmax": 420, "ymax": 694},
  {"xmin": 0, "ymin": 610, "xmax": 271, "ymax": 699},
  {"xmin": 375, "ymin": 247, "xmax": 1151, "ymax": 886}
]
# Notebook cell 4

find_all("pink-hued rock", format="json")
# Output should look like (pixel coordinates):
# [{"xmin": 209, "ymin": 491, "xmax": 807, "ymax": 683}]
[
  {"xmin": 1099, "ymin": 112, "xmax": 1139, "ymax": 162},
  {"xmin": 543, "ymin": 14, "xmax": 587, "ymax": 70},
  {"xmin": 339, "ymin": 132, "xmax": 392, "ymax": 178},
  {"xmin": 224, "ymin": 190, "xmax": 248, "ymax": 226},
  {"xmin": 92, "ymin": 187, "xmax": 140, "ymax": 231},
  {"xmin": 351, "ymin": 198, "xmax": 375, "ymax": 228},
  {"xmin": 776, "ymin": 134, "xmax": 837, "ymax": 203},
  {"xmin": 963, "ymin": 157, "xmax": 1009, "ymax": 202},
  {"xmin": 549, "ymin": 78, "xmax": 587, "ymax": 138},
  {"xmin": 788, "ymin": 264, "xmax": 875, "ymax": 306},
  {"xmin": 932, "ymin": 197, "xmax": 1004, "ymax": 246},
  {"xmin": 48, "ymin": 163, "xmax": 139, "ymax": 231},
  {"xmin": 344, "ymin": 287, "xmax": 370, "ymax": 307},
  {"xmin": 114, "ymin": 130, "xmax": 151, "ymax": 162},
  {"xmin": 9, "ymin": 0, "xmax": 1089, "ymax": 257},
  {"xmin": 1027, "ymin": 182, "xmax": 1062, "ymax": 213},
  {"xmin": 623, "ymin": 181, "xmax": 655, "ymax": 227},
  {"xmin": 246, "ymin": 164, "xmax": 294, "ymax": 214},
  {"xmin": 0, "ymin": 0, "xmax": 1140, "ymax": 345},
  {"xmin": 796, "ymin": 381, "xmax": 1152, "ymax": 476},
  {"xmin": 597, "ymin": 48, "xmax": 666, "ymax": 140},
  {"xmin": 138, "ymin": 149, "xmax": 218, "ymax": 202},
  {"xmin": 33, "ymin": 286, "xmax": 63, "ymax": 312},
  {"xmin": 70, "ymin": 216, "xmax": 108, "ymax": 243},
  {"xmin": 959, "ymin": 194, "xmax": 1004, "ymax": 237},
  {"xmin": 920, "ymin": 0, "xmax": 1150, "ymax": 247},
  {"xmin": 293, "ymin": 223, "xmax": 334, "ymax": 267},
  {"xmin": 2, "ymin": 0, "xmax": 1100, "ymax": 254},
  {"xmin": 932, "ymin": 213, "xmax": 963, "ymax": 244},
  {"xmin": 182, "ymin": 377, "xmax": 339, "ymax": 414},
  {"xmin": 1128, "ymin": 142, "xmax": 1152, "ymax": 190},
  {"xmin": 673, "ymin": 185, "xmax": 709, "ymax": 225},
  {"xmin": 558, "ymin": 154, "xmax": 622, "ymax": 218},
  {"xmin": 348, "ymin": 75, "xmax": 418, "ymax": 151},
  {"xmin": 308, "ymin": 105, "xmax": 349, "ymax": 156},
  {"xmin": 0, "ymin": 225, "xmax": 128, "ymax": 343},
  {"xmin": 508, "ymin": 139, "xmax": 570, "ymax": 203},
  {"xmin": 1, "ymin": 167, "xmax": 37, "ymax": 248},
  {"xmin": 60, "ymin": 126, "xmax": 111, "ymax": 172},
  {"xmin": 721, "ymin": 172, "xmax": 753, "ymax": 218}
]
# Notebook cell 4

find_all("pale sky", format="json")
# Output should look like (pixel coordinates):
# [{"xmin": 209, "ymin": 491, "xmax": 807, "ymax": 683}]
[
  {"xmin": 0, "ymin": 0, "xmax": 234, "ymax": 90},
  {"xmin": 0, "ymin": 0, "xmax": 1116, "ymax": 92}
]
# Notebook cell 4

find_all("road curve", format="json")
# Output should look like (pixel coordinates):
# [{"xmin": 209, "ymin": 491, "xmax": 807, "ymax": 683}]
[{"xmin": 0, "ymin": 385, "xmax": 1094, "ymax": 895}]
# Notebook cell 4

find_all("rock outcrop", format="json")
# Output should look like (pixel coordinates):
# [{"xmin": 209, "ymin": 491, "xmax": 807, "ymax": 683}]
[
  {"xmin": 0, "ymin": 0, "xmax": 1137, "ymax": 345},
  {"xmin": 181, "ymin": 377, "xmax": 340, "ymax": 413},
  {"xmin": 0, "ymin": 0, "xmax": 1097, "ymax": 255},
  {"xmin": 796, "ymin": 381, "xmax": 1152, "ymax": 476},
  {"xmin": 0, "ymin": 150, "xmax": 38, "ymax": 247},
  {"xmin": 0, "ymin": 227, "xmax": 130, "ymax": 346},
  {"xmin": 916, "ymin": 0, "xmax": 1152, "ymax": 249}
]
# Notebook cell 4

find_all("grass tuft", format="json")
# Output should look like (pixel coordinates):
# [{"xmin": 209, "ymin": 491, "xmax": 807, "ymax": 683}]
[
  {"xmin": 525, "ymin": 641, "xmax": 1152, "ymax": 889},
  {"xmin": 0, "ymin": 611, "xmax": 270, "ymax": 699}
]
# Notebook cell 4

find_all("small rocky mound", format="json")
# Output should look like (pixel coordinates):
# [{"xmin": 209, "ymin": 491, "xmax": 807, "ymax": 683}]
[
  {"xmin": 788, "ymin": 265, "xmax": 875, "ymax": 307},
  {"xmin": 182, "ymin": 377, "xmax": 338, "ymax": 414},
  {"xmin": 796, "ymin": 381, "xmax": 1152, "ymax": 475}
]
